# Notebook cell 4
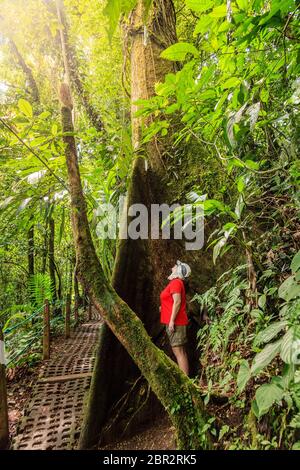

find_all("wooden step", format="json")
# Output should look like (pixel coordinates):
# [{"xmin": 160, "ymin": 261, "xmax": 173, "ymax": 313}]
[{"xmin": 37, "ymin": 372, "xmax": 92, "ymax": 383}]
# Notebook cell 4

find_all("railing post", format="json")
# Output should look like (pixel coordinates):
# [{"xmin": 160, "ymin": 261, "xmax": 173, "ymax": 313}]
[
  {"xmin": 0, "ymin": 327, "xmax": 9, "ymax": 449},
  {"xmin": 65, "ymin": 294, "xmax": 71, "ymax": 339},
  {"xmin": 74, "ymin": 296, "xmax": 79, "ymax": 323},
  {"xmin": 88, "ymin": 299, "xmax": 92, "ymax": 321},
  {"xmin": 43, "ymin": 300, "xmax": 50, "ymax": 360}
]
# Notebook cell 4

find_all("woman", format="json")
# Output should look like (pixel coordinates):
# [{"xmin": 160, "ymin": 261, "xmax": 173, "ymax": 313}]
[{"xmin": 160, "ymin": 260, "xmax": 191, "ymax": 376}]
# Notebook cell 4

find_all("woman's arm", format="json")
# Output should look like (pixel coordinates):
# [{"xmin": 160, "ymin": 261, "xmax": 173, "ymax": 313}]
[{"xmin": 168, "ymin": 293, "xmax": 181, "ymax": 333}]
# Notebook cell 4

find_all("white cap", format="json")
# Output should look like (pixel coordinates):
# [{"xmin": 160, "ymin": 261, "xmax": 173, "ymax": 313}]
[{"xmin": 176, "ymin": 260, "xmax": 191, "ymax": 279}]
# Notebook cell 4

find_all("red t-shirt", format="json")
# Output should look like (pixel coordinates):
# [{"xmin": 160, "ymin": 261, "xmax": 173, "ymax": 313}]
[{"xmin": 160, "ymin": 278, "xmax": 188, "ymax": 326}]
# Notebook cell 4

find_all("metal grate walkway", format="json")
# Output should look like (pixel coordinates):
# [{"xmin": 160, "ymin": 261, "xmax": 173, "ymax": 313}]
[{"xmin": 13, "ymin": 315, "xmax": 102, "ymax": 450}]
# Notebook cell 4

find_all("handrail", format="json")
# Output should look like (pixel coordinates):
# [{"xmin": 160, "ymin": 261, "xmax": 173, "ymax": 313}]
[
  {"xmin": 3, "ymin": 305, "xmax": 45, "ymax": 335},
  {"xmin": 6, "ymin": 327, "xmax": 44, "ymax": 367}
]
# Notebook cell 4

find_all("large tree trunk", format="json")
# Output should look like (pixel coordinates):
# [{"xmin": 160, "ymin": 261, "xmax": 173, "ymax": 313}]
[
  {"xmin": 78, "ymin": 0, "xmax": 217, "ymax": 448},
  {"xmin": 59, "ymin": 82, "xmax": 212, "ymax": 450}
]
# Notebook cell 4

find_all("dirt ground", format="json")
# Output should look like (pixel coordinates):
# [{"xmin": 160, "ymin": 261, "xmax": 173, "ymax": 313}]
[{"xmin": 99, "ymin": 415, "xmax": 176, "ymax": 450}]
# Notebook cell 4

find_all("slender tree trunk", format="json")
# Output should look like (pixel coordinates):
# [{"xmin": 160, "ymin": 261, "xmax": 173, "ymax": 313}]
[
  {"xmin": 54, "ymin": 0, "xmax": 104, "ymax": 131},
  {"xmin": 74, "ymin": 265, "xmax": 79, "ymax": 322},
  {"xmin": 0, "ymin": 328, "xmax": 9, "ymax": 450},
  {"xmin": 59, "ymin": 83, "xmax": 212, "ymax": 450},
  {"xmin": 27, "ymin": 223, "xmax": 34, "ymax": 279},
  {"xmin": 7, "ymin": 38, "xmax": 40, "ymax": 103},
  {"xmin": 41, "ymin": 226, "xmax": 48, "ymax": 275},
  {"xmin": 48, "ymin": 216, "xmax": 58, "ymax": 309},
  {"xmin": 6, "ymin": 39, "xmax": 39, "ymax": 292}
]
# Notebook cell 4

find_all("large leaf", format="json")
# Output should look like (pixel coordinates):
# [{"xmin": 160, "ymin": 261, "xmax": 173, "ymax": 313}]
[
  {"xmin": 209, "ymin": 5, "xmax": 227, "ymax": 17},
  {"xmin": 278, "ymin": 276, "xmax": 300, "ymax": 301},
  {"xmin": 186, "ymin": 0, "xmax": 214, "ymax": 12},
  {"xmin": 213, "ymin": 225, "xmax": 236, "ymax": 264},
  {"xmin": 236, "ymin": 0, "xmax": 249, "ymax": 10},
  {"xmin": 104, "ymin": 0, "xmax": 139, "ymax": 40},
  {"xmin": 280, "ymin": 326, "xmax": 300, "ymax": 364},
  {"xmin": 291, "ymin": 250, "xmax": 300, "ymax": 274},
  {"xmin": 251, "ymin": 339, "xmax": 282, "ymax": 375},
  {"xmin": 18, "ymin": 99, "xmax": 33, "ymax": 118},
  {"xmin": 193, "ymin": 16, "xmax": 214, "ymax": 35},
  {"xmin": 222, "ymin": 77, "xmax": 241, "ymax": 89},
  {"xmin": 255, "ymin": 382, "xmax": 284, "ymax": 417},
  {"xmin": 254, "ymin": 321, "xmax": 287, "ymax": 347},
  {"xmin": 237, "ymin": 359, "xmax": 251, "ymax": 393},
  {"xmin": 161, "ymin": 42, "xmax": 199, "ymax": 61}
]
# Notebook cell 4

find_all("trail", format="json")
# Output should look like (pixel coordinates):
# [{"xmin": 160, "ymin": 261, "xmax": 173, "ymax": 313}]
[{"xmin": 12, "ymin": 312, "xmax": 102, "ymax": 450}]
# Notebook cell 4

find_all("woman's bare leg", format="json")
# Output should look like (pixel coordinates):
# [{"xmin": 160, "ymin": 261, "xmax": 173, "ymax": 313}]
[{"xmin": 172, "ymin": 346, "xmax": 189, "ymax": 376}]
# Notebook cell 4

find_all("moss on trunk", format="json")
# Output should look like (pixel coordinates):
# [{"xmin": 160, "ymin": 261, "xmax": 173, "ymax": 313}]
[
  {"xmin": 78, "ymin": 0, "xmax": 229, "ymax": 448},
  {"xmin": 60, "ymin": 82, "xmax": 213, "ymax": 449}
]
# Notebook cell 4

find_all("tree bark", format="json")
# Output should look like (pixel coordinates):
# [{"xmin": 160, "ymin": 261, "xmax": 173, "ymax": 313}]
[
  {"xmin": 54, "ymin": 0, "xmax": 104, "ymax": 131},
  {"xmin": 79, "ymin": 0, "xmax": 202, "ymax": 448},
  {"xmin": 7, "ymin": 38, "xmax": 40, "ymax": 104},
  {"xmin": 0, "ymin": 328, "xmax": 9, "ymax": 450},
  {"xmin": 73, "ymin": 263, "xmax": 80, "ymax": 318},
  {"xmin": 48, "ymin": 216, "xmax": 58, "ymax": 309},
  {"xmin": 6, "ymin": 39, "xmax": 39, "ymax": 290},
  {"xmin": 59, "ymin": 83, "xmax": 212, "ymax": 450},
  {"xmin": 27, "ymin": 223, "xmax": 34, "ymax": 279}
]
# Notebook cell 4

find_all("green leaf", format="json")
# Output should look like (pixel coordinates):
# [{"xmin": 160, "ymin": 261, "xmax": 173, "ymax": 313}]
[
  {"xmin": 260, "ymin": 88, "xmax": 269, "ymax": 103},
  {"xmin": 104, "ymin": 0, "xmax": 122, "ymax": 41},
  {"xmin": 245, "ymin": 159, "xmax": 259, "ymax": 170},
  {"xmin": 235, "ymin": 194, "xmax": 244, "ymax": 219},
  {"xmin": 104, "ymin": 0, "xmax": 139, "ymax": 40},
  {"xmin": 222, "ymin": 77, "xmax": 241, "ymax": 89},
  {"xmin": 161, "ymin": 42, "xmax": 199, "ymax": 61},
  {"xmin": 291, "ymin": 250, "xmax": 300, "ymax": 274},
  {"xmin": 218, "ymin": 424, "xmax": 230, "ymax": 441},
  {"xmin": 251, "ymin": 339, "xmax": 282, "ymax": 375},
  {"xmin": 193, "ymin": 15, "xmax": 214, "ymax": 35},
  {"xmin": 236, "ymin": 0, "xmax": 249, "ymax": 10},
  {"xmin": 237, "ymin": 176, "xmax": 245, "ymax": 193},
  {"xmin": 237, "ymin": 359, "xmax": 251, "ymax": 393},
  {"xmin": 282, "ymin": 363, "xmax": 295, "ymax": 389},
  {"xmin": 51, "ymin": 123, "xmax": 58, "ymax": 136},
  {"xmin": 289, "ymin": 414, "xmax": 300, "ymax": 429},
  {"xmin": 186, "ymin": 0, "xmax": 213, "ymax": 12},
  {"xmin": 18, "ymin": 99, "xmax": 33, "ymax": 118},
  {"xmin": 254, "ymin": 321, "xmax": 287, "ymax": 347},
  {"xmin": 278, "ymin": 276, "xmax": 300, "ymax": 301},
  {"xmin": 255, "ymin": 382, "xmax": 284, "ymax": 417},
  {"xmin": 209, "ymin": 5, "xmax": 227, "ymax": 17},
  {"xmin": 3, "ymin": 313, "xmax": 26, "ymax": 333},
  {"xmin": 258, "ymin": 294, "xmax": 266, "ymax": 310},
  {"xmin": 280, "ymin": 326, "xmax": 300, "ymax": 364}
]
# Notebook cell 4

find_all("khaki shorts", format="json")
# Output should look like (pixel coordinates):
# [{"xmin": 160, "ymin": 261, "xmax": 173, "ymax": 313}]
[{"xmin": 166, "ymin": 325, "xmax": 187, "ymax": 347}]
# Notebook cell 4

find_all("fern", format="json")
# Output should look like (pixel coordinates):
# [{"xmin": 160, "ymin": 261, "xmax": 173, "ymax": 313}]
[{"xmin": 28, "ymin": 273, "xmax": 54, "ymax": 308}]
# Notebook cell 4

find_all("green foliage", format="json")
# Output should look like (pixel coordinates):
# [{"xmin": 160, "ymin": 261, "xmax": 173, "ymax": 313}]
[
  {"xmin": 18, "ymin": 98, "xmax": 33, "ymax": 118},
  {"xmin": 104, "ymin": 0, "xmax": 153, "ymax": 40},
  {"xmin": 0, "ymin": 0, "xmax": 299, "ymax": 449},
  {"xmin": 161, "ymin": 42, "xmax": 199, "ymax": 61},
  {"xmin": 28, "ymin": 273, "xmax": 53, "ymax": 307}
]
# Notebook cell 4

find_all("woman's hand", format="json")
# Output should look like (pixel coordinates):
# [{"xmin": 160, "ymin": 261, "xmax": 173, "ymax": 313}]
[{"xmin": 168, "ymin": 319, "xmax": 175, "ymax": 333}]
